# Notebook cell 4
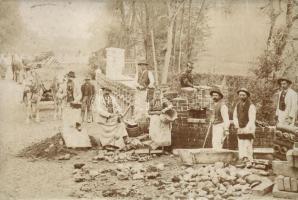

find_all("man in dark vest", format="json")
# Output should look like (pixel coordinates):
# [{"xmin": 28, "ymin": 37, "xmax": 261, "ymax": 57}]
[
  {"xmin": 137, "ymin": 61, "xmax": 155, "ymax": 111},
  {"xmin": 210, "ymin": 88, "xmax": 230, "ymax": 149},
  {"xmin": 81, "ymin": 75, "xmax": 95, "ymax": 123},
  {"xmin": 233, "ymin": 88, "xmax": 256, "ymax": 162},
  {"xmin": 275, "ymin": 77, "xmax": 297, "ymax": 126},
  {"xmin": 180, "ymin": 62, "xmax": 194, "ymax": 88}
]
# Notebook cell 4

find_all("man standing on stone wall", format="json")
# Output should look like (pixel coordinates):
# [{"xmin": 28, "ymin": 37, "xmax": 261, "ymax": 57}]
[
  {"xmin": 210, "ymin": 88, "xmax": 230, "ymax": 149},
  {"xmin": 276, "ymin": 77, "xmax": 297, "ymax": 126},
  {"xmin": 233, "ymin": 88, "xmax": 256, "ymax": 162},
  {"xmin": 179, "ymin": 62, "xmax": 194, "ymax": 88}
]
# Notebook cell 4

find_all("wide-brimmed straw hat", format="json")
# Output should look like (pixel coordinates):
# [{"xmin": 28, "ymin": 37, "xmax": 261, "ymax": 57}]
[
  {"xmin": 210, "ymin": 88, "xmax": 224, "ymax": 98},
  {"xmin": 277, "ymin": 77, "xmax": 292, "ymax": 85},
  {"xmin": 237, "ymin": 88, "xmax": 250, "ymax": 97}
]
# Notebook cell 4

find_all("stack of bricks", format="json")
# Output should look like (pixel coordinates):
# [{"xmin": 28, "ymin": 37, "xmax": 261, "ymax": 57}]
[
  {"xmin": 274, "ymin": 130, "xmax": 298, "ymax": 160},
  {"xmin": 172, "ymin": 121, "xmax": 276, "ymax": 150},
  {"xmin": 272, "ymin": 147, "xmax": 298, "ymax": 199}
]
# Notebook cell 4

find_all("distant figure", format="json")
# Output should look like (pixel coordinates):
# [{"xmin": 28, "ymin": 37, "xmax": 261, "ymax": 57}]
[
  {"xmin": 210, "ymin": 88, "xmax": 230, "ymax": 150},
  {"xmin": 81, "ymin": 75, "xmax": 95, "ymax": 123},
  {"xmin": 233, "ymin": 88, "xmax": 256, "ymax": 162},
  {"xmin": 52, "ymin": 75, "xmax": 67, "ymax": 120},
  {"xmin": 180, "ymin": 62, "xmax": 194, "ymax": 88},
  {"xmin": 66, "ymin": 71, "xmax": 76, "ymax": 104},
  {"xmin": 276, "ymin": 77, "xmax": 298, "ymax": 126},
  {"xmin": 95, "ymin": 66, "xmax": 103, "ymax": 81},
  {"xmin": 11, "ymin": 54, "xmax": 23, "ymax": 84}
]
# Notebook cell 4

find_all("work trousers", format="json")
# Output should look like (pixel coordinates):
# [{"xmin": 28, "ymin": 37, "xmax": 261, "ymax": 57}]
[
  {"xmin": 212, "ymin": 123, "xmax": 225, "ymax": 150},
  {"xmin": 238, "ymin": 138, "xmax": 253, "ymax": 161}
]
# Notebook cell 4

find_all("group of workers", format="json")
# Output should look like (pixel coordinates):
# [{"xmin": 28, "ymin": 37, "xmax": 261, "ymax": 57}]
[
  {"xmin": 19, "ymin": 59, "xmax": 298, "ymax": 161},
  {"xmin": 178, "ymin": 61, "xmax": 297, "ymax": 164}
]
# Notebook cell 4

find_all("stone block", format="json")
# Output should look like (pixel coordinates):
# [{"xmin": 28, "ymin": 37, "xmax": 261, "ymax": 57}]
[
  {"xmin": 253, "ymin": 148, "xmax": 274, "ymax": 161},
  {"xmin": 251, "ymin": 177, "xmax": 274, "ymax": 196},
  {"xmin": 284, "ymin": 177, "xmax": 292, "ymax": 192},
  {"xmin": 276, "ymin": 175, "xmax": 285, "ymax": 191},
  {"xmin": 176, "ymin": 148, "xmax": 238, "ymax": 164},
  {"xmin": 272, "ymin": 161, "xmax": 298, "ymax": 178},
  {"xmin": 290, "ymin": 178, "xmax": 298, "ymax": 192},
  {"xmin": 273, "ymin": 184, "xmax": 298, "ymax": 199}
]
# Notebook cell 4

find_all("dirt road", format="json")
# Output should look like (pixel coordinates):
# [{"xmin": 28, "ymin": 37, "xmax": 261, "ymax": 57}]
[{"xmin": 0, "ymin": 80, "xmax": 77, "ymax": 199}]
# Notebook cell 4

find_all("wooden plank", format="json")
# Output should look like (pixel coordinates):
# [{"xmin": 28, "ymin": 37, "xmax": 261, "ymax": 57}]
[{"xmin": 61, "ymin": 125, "xmax": 91, "ymax": 148}]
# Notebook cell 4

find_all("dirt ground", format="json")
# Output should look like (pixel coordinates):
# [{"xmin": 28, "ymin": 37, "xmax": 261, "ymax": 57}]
[{"xmin": 0, "ymin": 79, "xmax": 289, "ymax": 200}]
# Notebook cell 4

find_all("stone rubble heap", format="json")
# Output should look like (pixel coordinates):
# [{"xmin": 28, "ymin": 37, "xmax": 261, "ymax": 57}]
[
  {"xmin": 92, "ymin": 149, "xmax": 155, "ymax": 163},
  {"xmin": 70, "ymin": 160, "xmax": 273, "ymax": 199}
]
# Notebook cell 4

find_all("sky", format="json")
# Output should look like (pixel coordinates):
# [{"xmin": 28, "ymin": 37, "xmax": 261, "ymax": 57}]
[
  {"xmin": 16, "ymin": 0, "xmax": 271, "ymax": 75},
  {"xmin": 18, "ymin": 0, "xmax": 108, "ymax": 54}
]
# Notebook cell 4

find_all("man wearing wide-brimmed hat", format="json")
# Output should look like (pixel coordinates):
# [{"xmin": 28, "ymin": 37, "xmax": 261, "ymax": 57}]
[
  {"xmin": 66, "ymin": 71, "xmax": 79, "ymax": 104},
  {"xmin": 210, "ymin": 87, "xmax": 230, "ymax": 150},
  {"xmin": 276, "ymin": 77, "xmax": 297, "ymax": 126},
  {"xmin": 94, "ymin": 84, "xmax": 128, "ymax": 150},
  {"xmin": 137, "ymin": 61, "xmax": 155, "ymax": 90},
  {"xmin": 81, "ymin": 74, "xmax": 95, "ymax": 123},
  {"xmin": 233, "ymin": 88, "xmax": 256, "ymax": 162}
]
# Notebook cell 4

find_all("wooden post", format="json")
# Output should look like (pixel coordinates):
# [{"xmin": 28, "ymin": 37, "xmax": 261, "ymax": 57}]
[{"xmin": 150, "ymin": 29, "xmax": 159, "ymax": 85}]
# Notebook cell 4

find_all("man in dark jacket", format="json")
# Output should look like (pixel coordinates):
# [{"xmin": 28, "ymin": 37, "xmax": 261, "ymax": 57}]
[
  {"xmin": 180, "ymin": 62, "xmax": 194, "ymax": 88},
  {"xmin": 81, "ymin": 75, "xmax": 95, "ymax": 123}
]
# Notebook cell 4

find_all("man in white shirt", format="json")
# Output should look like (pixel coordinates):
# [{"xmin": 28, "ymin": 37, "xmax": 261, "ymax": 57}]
[
  {"xmin": 233, "ymin": 88, "xmax": 256, "ymax": 161},
  {"xmin": 276, "ymin": 77, "xmax": 298, "ymax": 126},
  {"xmin": 210, "ymin": 88, "xmax": 230, "ymax": 150}
]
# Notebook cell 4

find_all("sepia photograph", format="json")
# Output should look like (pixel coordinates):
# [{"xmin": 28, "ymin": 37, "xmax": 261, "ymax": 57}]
[{"xmin": 0, "ymin": 0, "xmax": 298, "ymax": 199}]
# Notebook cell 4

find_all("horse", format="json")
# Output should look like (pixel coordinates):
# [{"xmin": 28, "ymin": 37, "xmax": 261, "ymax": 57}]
[{"xmin": 23, "ymin": 71, "xmax": 43, "ymax": 123}]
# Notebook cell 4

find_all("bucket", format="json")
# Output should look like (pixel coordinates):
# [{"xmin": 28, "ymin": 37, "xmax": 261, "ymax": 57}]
[{"xmin": 126, "ymin": 126, "xmax": 141, "ymax": 137}]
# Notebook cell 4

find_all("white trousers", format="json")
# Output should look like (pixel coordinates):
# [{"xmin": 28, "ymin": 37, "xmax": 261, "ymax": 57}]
[
  {"xmin": 212, "ymin": 123, "xmax": 224, "ymax": 150},
  {"xmin": 277, "ymin": 110, "xmax": 296, "ymax": 125},
  {"xmin": 238, "ymin": 138, "xmax": 253, "ymax": 161}
]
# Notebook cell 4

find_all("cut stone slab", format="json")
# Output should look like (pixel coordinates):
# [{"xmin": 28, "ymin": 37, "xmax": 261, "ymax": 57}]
[
  {"xmin": 276, "ymin": 176, "xmax": 285, "ymax": 191},
  {"xmin": 176, "ymin": 148, "xmax": 238, "ymax": 164},
  {"xmin": 251, "ymin": 177, "xmax": 274, "ymax": 196},
  {"xmin": 187, "ymin": 118, "xmax": 207, "ymax": 123},
  {"xmin": 284, "ymin": 177, "xmax": 292, "ymax": 192},
  {"xmin": 134, "ymin": 149, "xmax": 150, "ymax": 155},
  {"xmin": 273, "ymin": 184, "xmax": 298, "ymax": 199},
  {"xmin": 253, "ymin": 148, "xmax": 274, "ymax": 161},
  {"xmin": 62, "ymin": 125, "xmax": 91, "ymax": 148},
  {"xmin": 272, "ymin": 161, "xmax": 298, "ymax": 178},
  {"xmin": 290, "ymin": 178, "xmax": 298, "ymax": 192}
]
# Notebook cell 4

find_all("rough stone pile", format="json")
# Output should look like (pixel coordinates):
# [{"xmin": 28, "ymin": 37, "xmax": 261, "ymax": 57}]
[
  {"xmin": 92, "ymin": 149, "xmax": 154, "ymax": 163},
  {"xmin": 160, "ymin": 162, "xmax": 268, "ymax": 200},
  {"xmin": 70, "ymin": 160, "xmax": 273, "ymax": 199},
  {"xmin": 17, "ymin": 133, "xmax": 78, "ymax": 159}
]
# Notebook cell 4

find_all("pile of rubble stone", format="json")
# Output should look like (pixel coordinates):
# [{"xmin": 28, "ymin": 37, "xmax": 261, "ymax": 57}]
[
  {"xmin": 70, "ymin": 160, "xmax": 273, "ymax": 199},
  {"xmin": 91, "ymin": 148, "xmax": 165, "ymax": 163}
]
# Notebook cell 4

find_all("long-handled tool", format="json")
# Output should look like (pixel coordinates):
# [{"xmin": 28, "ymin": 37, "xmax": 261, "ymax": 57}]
[{"xmin": 203, "ymin": 121, "xmax": 212, "ymax": 148}]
